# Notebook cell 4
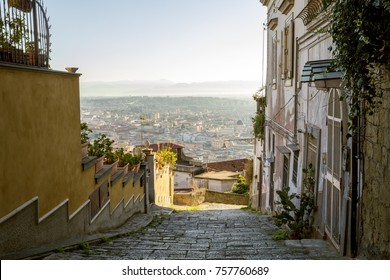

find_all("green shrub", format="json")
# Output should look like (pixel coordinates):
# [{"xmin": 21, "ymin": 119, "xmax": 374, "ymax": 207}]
[
  {"xmin": 231, "ymin": 175, "xmax": 249, "ymax": 194},
  {"xmin": 274, "ymin": 164, "xmax": 315, "ymax": 239}
]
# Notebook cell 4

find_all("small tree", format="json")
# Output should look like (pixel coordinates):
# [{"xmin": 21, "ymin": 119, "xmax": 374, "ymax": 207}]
[
  {"xmin": 155, "ymin": 147, "xmax": 177, "ymax": 170},
  {"xmin": 231, "ymin": 175, "xmax": 249, "ymax": 194}
]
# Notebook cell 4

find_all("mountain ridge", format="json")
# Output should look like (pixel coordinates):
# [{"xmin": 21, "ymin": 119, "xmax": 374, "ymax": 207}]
[{"xmin": 80, "ymin": 80, "xmax": 261, "ymax": 98}]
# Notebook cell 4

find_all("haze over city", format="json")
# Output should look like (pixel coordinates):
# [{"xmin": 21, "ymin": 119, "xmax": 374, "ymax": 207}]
[{"xmin": 45, "ymin": 0, "xmax": 267, "ymax": 94}]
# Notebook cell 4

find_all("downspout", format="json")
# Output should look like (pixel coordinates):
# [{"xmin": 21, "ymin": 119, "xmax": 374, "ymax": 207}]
[
  {"xmin": 350, "ymin": 106, "xmax": 360, "ymax": 258},
  {"xmin": 294, "ymin": 35, "xmax": 299, "ymax": 142},
  {"xmin": 258, "ymin": 20, "xmax": 267, "ymax": 210}
]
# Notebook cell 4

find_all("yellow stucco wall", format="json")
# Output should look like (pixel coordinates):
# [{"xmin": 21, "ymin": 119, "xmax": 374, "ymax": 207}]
[
  {"xmin": 133, "ymin": 179, "xmax": 144, "ymax": 199},
  {"xmin": 120, "ymin": 174, "xmax": 145, "ymax": 207},
  {"xmin": 0, "ymin": 64, "xmax": 147, "ymax": 221},
  {"xmin": 110, "ymin": 178, "xmax": 124, "ymax": 211},
  {"xmin": 0, "ymin": 65, "xmax": 95, "ymax": 218},
  {"xmin": 123, "ymin": 177, "xmax": 134, "ymax": 204}
]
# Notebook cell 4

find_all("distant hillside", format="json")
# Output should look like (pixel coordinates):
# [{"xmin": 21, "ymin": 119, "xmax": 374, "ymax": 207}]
[{"xmin": 80, "ymin": 80, "xmax": 261, "ymax": 98}]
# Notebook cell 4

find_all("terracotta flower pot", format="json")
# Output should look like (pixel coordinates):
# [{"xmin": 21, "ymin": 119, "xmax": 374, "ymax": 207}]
[
  {"xmin": 109, "ymin": 160, "xmax": 119, "ymax": 175},
  {"xmin": 95, "ymin": 156, "xmax": 104, "ymax": 173},
  {"xmin": 133, "ymin": 163, "xmax": 141, "ymax": 174},
  {"xmin": 81, "ymin": 142, "xmax": 88, "ymax": 159},
  {"xmin": 118, "ymin": 163, "xmax": 129, "ymax": 175}
]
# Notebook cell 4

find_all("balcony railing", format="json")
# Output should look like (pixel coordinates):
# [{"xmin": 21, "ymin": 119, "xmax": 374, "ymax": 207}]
[{"xmin": 0, "ymin": 0, "xmax": 50, "ymax": 67}]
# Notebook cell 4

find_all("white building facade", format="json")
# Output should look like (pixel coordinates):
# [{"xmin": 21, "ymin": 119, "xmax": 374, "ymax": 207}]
[{"xmin": 255, "ymin": 0, "xmax": 358, "ymax": 257}]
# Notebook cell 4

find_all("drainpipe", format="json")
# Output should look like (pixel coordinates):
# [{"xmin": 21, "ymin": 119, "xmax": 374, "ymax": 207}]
[
  {"xmin": 350, "ymin": 107, "xmax": 360, "ymax": 258},
  {"xmin": 294, "ymin": 36, "xmax": 299, "ymax": 142}
]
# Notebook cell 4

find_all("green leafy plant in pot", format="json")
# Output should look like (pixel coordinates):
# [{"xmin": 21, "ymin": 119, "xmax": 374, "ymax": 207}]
[
  {"xmin": 88, "ymin": 133, "xmax": 113, "ymax": 173},
  {"xmin": 80, "ymin": 122, "xmax": 92, "ymax": 159}
]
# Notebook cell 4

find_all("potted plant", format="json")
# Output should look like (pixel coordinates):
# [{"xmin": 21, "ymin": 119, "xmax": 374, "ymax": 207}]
[
  {"xmin": 80, "ymin": 122, "xmax": 92, "ymax": 159},
  {"xmin": 130, "ymin": 154, "xmax": 143, "ymax": 173},
  {"xmin": 8, "ymin": 0, "xmax": 33, "ymax": 13},
  {"xmin": 104, "ymin": 150, "xmax": 119, "ymax": 175},
  {"xmin": 1, "ymin": 16, "xmax": 14, "ymax": 62},
  {"xmin": 0, "ymin": 13, "xmax": 28, "ymax": 63},
  {"xmin": 115, "ymin": 148, "xmax": 132, "ymax": 175},
  {"xmin": 88, "ymin": 133, "xmax": 112, "ymax": 173},
  {"xmin": 131, "ymin": 147, "xmax": 145, "ymax": 173},
  {"xmin": 25, "ymin": 40, "xmax": 47, "ymax": 67}
]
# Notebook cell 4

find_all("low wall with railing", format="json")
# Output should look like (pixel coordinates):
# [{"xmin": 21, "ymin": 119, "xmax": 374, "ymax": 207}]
[{"xmin": 0, "ymin": 64, "xmax": 148, "ymax": 259}]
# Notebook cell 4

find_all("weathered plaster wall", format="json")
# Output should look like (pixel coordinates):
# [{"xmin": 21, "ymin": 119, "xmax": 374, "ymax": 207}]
[
  {"xmin": 174, "ymin": 189, "xmax": 206, "ymax": 206},
  {"xmin": 155, "ymin": 166, "xmax": 174, "ymax": 207},
  {"xmin": 361, "ymin": 74, "xmax": 390, "ymax": 259}
]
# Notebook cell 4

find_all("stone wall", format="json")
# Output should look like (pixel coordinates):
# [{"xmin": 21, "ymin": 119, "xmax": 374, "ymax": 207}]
[
  {"xmin": 205, "ymin": 191, "xmax": 249, "ymax": 206},
  {"xmin": 361, "ymin": 73, "xmax": 390, "ymax": 259},
  {"xmin": 174, "ymin": 189, "xmax": 249, "ymax": 206},
  {"xmin": 174, "ymin": 189, "xmax": 206, "ymax": 206}
]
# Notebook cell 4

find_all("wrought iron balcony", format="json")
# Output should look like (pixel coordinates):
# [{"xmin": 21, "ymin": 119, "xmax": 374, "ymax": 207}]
[{"xmin": 0, "ymin": 0, "xmax": 50, "ymax": 68}]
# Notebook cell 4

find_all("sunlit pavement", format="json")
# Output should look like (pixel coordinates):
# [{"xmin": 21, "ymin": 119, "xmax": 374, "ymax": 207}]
[{"xmin": 41, "ymin": 203, "xmax": 345, "ymax": 260}]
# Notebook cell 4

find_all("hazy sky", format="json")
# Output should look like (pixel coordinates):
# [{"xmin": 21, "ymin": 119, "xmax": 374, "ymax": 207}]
[{"xmin": 44, "ymin": 0, "xmax": 267, "ymax": 83}]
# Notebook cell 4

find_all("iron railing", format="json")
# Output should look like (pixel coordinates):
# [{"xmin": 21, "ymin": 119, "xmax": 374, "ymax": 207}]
[{"xmin": 0, "ymin": 0, "xmax": 50, "ymax": 67}]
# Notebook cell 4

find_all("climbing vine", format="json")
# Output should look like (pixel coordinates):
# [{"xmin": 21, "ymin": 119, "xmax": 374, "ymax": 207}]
[
  {"xmin": 325, "ymin": 0, "xmax": 390, "ymax": 131},
  {"xmin": 252, "ymin": 95, "xmax": 266, "ymax": 140},
  {"xmin": 274, "ymin": 164, "xmax": 315, "ymax": 239}
]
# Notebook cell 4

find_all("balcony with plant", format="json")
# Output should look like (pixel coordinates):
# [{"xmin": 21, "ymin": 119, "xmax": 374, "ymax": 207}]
[{"xmin": 0, "ymin": 0, "xmax": 50, "ymax": 67}]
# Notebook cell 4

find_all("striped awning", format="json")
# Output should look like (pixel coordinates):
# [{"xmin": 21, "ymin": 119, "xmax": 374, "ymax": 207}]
[{"xmin": 301, "ymin": 59, "xmax": 342, "ymax": 89}]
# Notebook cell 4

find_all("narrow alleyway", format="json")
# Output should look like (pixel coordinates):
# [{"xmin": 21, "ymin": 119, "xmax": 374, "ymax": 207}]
[{"xmin": 43, "ymin": 203, "xmax": 343, "ymax": 260}]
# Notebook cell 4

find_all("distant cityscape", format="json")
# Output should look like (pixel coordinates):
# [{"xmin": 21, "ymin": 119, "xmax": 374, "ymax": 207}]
[{"xmin": 80, "ymin": 96, "xmax": 256, "ymax": 162}]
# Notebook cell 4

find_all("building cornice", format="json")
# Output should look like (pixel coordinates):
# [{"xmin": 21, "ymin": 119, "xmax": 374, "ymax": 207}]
[
  {"xmin": 278, "ymin": 0, "xmax": 294, "ymax": 15},
  {"xmin": 297, "ymin": 0, "xmax": 325, "ymax": 26},
  {"xmin": 260, "ymin": 0, "xmax": 271, "ymax": 7},
  {"xmin": 267, "ymin": 18, "xmax": 278, "ymax": 31}
]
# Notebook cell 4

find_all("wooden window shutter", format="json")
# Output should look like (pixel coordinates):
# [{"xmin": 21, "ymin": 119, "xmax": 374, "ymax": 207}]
[
  {"xmin": 285, "ymin": 21, "xmax": 294, "ymax": 79},
  {"xmin": 272, "ymin": 33, "xmax": 277, "ymax": 84}
]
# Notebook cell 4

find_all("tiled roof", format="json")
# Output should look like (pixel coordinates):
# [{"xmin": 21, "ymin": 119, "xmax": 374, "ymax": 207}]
[
  {"xmin": 207, "ymin": 159, "xmax": 248, "ymax": 172},
  {"xmin": 194, "ymin": 171, "xmax": 239, "ymax": 181}
]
